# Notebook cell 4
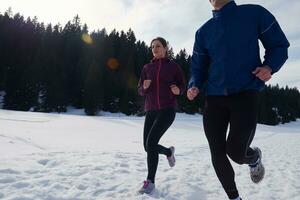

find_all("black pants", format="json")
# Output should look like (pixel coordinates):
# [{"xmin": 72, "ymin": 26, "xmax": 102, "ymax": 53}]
[
  {"xmin": 143, "ymin": 108, "xmax": 175, "ymax": 183},
  {"xmin": 203, "ymin": 91, "xmax": 259, "ymax": 199}
]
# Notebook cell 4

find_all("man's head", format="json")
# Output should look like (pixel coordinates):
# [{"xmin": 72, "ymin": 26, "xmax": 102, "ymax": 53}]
[{"xmin": 209, "ymin": 0, "xmax": 232, "ymax": 10}]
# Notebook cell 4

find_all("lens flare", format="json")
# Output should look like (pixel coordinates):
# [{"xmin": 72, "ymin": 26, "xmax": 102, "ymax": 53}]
[
  {"xmin": 107, "ymin": 58, "xmax": 119, "ymax": 70},
  {"xmin": 82, "ymin": 34, "xmax": 93, "ymax": 45}
]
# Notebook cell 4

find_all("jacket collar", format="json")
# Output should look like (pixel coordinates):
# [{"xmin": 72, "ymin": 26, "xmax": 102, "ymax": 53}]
[
  {"xmin": 212, "ymin": 0, "xmax": 236, "ymax": 18},
  {"xmin": 151, "ymin": 57, "xmax": 170, "ymax": 63}
]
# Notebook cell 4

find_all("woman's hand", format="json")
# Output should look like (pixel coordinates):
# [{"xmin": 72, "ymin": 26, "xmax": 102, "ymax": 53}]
[
  {"xmin": 170, "ymin": 84, "xmax": 180, "ymax": 95},
  {"xmin": 143, "ymin": 80, "xmax": 152, "ymax": 90}
]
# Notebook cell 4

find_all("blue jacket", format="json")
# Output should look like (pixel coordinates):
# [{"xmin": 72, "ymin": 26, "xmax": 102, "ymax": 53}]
[{"xmin": 189, "ymin": 1, "xmax": 290, "ymax": 95}]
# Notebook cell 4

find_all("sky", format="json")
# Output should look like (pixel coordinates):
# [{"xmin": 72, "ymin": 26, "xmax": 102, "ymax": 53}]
[{"xmin": 0, "ymin": 0, "xmax": 299, "ymax": 88}]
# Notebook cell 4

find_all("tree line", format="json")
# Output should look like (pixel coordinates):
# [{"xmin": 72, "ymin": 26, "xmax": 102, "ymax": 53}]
[{"xmin": 0, "ymin": 10, "xmax": 299, "ymax": 125}]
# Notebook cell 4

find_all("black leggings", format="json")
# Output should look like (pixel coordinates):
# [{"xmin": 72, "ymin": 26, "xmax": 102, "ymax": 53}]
[
  {"xmin": 203, "ymin": 91, "xmax": 259, "ymax": 199},
  {"xmin": 143, "ymin": 108, "xmax": 175, "ymax": 183}
]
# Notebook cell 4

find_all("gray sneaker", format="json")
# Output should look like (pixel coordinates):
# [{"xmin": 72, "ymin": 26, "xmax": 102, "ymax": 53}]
[
  {"xmin": 138, "ymin": 180, "xmax": 155, "ymax": 194},
  {"xmin": 167, "ymin": 146, "xmax": 176, "ymax": 167},
  {"xmin": 230, "ymin": 197, "xmax": 242, "ymax": 200},
  {"xmin": 249, "ymin": 147, "xmax": 265, "ymax": 183}
]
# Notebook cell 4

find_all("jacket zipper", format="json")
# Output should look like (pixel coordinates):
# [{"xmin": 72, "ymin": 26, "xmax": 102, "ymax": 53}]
[{"xmin": 156, "ymin": 59, "xmax": 161, "ymax": 109}]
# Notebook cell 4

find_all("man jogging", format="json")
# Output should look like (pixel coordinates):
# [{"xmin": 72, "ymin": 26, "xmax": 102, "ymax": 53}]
[{"xmin": 187, "ymin": 0, "xmax": 289, "ymax": 200}]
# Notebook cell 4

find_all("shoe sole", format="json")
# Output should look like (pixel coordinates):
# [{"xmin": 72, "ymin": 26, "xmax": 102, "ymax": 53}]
[{"xmin": 251, "ymin": 147, "xmax": 265, "ymax": 183}]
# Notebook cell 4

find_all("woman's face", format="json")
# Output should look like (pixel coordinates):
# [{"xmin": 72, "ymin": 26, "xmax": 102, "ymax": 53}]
[{"xmin": 151, "ymin": 40, "xmax": 167, "ymax": 59}]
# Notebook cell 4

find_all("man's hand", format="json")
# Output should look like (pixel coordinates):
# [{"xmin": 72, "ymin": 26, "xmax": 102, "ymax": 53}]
[
  {"xmin": 143, "ymin": 80, "xmax": 152, "ymax": 90},
  {"xmin": 187, "ymin": 87, "xmax": 199, "ymax": 101},
  {"xmin": 252, "ymin": 65, "xmax": 272, "ymax": 82},
  {"xmin": 170, "ymin": 84, "xmax": 180, "ymax": 95}
]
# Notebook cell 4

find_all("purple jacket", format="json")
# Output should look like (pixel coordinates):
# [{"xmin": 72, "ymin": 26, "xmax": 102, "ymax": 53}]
[{"xmin": 138, "ymin": 58, "xmax": 186, "ymax": 111}]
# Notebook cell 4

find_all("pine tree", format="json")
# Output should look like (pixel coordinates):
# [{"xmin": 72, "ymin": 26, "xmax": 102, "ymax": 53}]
[{"xmin": 83, "ymin": 61, "xmax": 102, "ymax": 115}]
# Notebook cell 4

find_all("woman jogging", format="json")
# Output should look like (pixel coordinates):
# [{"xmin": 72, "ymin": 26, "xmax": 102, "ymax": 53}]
[{"xmin": 137, "ymin": 37, "xmax": 186, "ymax": 195}]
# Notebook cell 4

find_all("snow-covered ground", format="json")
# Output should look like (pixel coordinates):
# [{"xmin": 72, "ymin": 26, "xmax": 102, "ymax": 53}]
[{"xmin": 0, "ymin": 109, "xmax": 299, "ymax": 200}]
